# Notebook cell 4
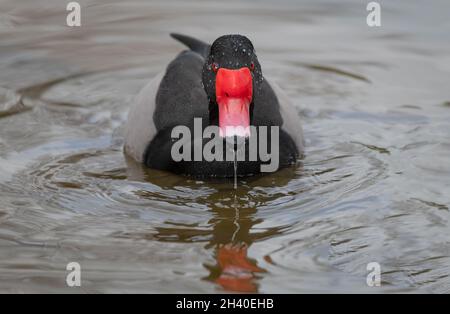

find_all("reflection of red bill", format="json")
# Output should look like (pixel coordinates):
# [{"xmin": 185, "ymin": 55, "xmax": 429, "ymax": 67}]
[
  {"xmin": 215, "ymin": 68, "xmax": 253, "ymax": 138},
  {"xmin": 215, "ymin": 244, "xmax": 264, "ymax": 293}
]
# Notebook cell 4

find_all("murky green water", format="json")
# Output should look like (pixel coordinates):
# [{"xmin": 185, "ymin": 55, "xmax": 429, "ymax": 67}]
[{"xmin": 1, "ymin": 0, "xmax": 450, "ymax": 293}]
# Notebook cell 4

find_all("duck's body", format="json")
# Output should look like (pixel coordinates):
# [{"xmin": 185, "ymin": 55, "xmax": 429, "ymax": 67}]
[{"xmin": 124, "ymin": 34, "xmax": 304, "ymax": 177}]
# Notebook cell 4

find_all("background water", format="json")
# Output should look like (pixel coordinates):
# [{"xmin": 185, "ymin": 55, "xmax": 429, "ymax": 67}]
[{"xmin": 1, "ymin": 0, "xmax": 450, "ymax": 293}]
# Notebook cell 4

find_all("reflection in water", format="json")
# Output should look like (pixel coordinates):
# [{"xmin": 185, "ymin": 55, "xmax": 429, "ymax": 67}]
[
  {"xmin": 126, "ymin": 157, "xmax": 293, "ymax": 292},
  {"xmin": 202, "ymin": 194, "xmax": 268, "ymax": 293},
  {"xmin": 203, "ymin": 196, "xmax": 266, "ymax": 293},
  {"xmin": 208, "ymin": 244, "xmax": 265, "ymax": 293}
]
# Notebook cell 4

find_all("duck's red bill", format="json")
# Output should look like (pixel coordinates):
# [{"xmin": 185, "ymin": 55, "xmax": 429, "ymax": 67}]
[{"xmin": 215, "ymin": 67, "xmax": 253, "ymax": 138}]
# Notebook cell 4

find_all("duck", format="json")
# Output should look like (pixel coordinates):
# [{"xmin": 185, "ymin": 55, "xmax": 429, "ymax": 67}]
[{"xmin": 124, "ymin": 33, "xmax": 304, "ymax": 177}]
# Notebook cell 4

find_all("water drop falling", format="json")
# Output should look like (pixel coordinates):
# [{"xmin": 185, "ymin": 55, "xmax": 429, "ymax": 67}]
[
  {"xmin": 233, "ymin": 149, "xmax": 238, "ymax": 190},
  {"xmin": 231, "ymin": 192, "xmax": 240, "ymax": 242}
]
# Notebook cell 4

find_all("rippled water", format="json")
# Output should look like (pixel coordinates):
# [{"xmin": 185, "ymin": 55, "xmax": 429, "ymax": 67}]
[{"xmin": 1, "ymin": 0, "xmax": 450, "ymax": 293}]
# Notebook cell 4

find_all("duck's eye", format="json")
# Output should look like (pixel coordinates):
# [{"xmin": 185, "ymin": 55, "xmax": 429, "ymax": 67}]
[
  {"xmin": 249, "ymin": 62, "xmax": 255, "ymax": 71},
  {"xmin": 212, "ymin": 62, "xmax": 219, "ymax": 73}
]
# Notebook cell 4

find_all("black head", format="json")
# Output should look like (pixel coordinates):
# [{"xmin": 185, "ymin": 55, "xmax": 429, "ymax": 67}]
[{"xmin": 202, "ymin": 35, "xmax": 263, "ymax": 137}]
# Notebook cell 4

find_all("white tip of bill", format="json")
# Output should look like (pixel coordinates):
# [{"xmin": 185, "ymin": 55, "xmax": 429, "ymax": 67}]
[{"xmin": 219, "ymin": 126, "xmax": 251, "ymax": 138}]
